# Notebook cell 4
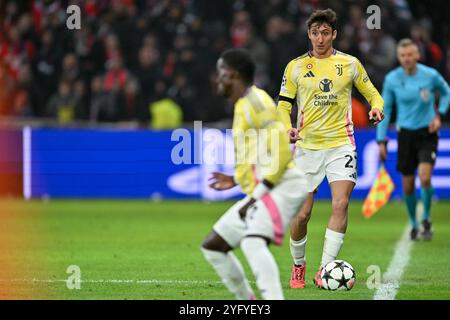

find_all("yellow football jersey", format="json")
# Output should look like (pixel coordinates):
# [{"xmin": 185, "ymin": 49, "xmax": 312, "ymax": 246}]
[
  {"xmin": 278, "ymin": 49, "xmax": 384, "ymax": 150},
  {"xmin": 233, "ymin": 86, "xmax": 295, "ymax": 195}
]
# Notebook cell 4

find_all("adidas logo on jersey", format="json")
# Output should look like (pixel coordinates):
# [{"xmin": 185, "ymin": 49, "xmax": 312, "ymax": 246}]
[
  {"xmin": 349, "ymin": 173, "xmax": 357, "ymax": 180},
  {"xmin": 303, "ymin": 71, "xmax": 315, "ymax": 78}
]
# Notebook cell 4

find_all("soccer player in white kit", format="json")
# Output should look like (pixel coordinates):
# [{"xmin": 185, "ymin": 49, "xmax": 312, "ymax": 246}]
[{"xmin": 201, "ymin": 49, "xmax": 309, "ymax": 300}]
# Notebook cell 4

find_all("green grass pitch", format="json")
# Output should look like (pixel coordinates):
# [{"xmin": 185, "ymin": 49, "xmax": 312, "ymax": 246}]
[{"xmin": 3, "ymin": 199, "xmax": 450, "ymax": 299}]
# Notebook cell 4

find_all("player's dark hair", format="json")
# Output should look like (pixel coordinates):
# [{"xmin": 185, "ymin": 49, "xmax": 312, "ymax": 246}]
[
  {"xmin": 307, "ymin": 8, "xmax": 337, "ymax": 31},
  {"xmin": 220, "ymin": 48, "xmax": 255, "ymax": 85}
]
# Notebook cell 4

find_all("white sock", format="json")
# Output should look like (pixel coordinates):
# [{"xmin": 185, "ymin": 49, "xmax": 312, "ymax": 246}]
[
  {"xmin": 290, "ymin": 236, "xmax": 307, "ymax": 266},
  {"xmin": 201, "ymin": 247, "xmax": 255, "ymax": 300},
  {"xmin": 320, "ymin": 228, "xmax": 345, "ymax": 267},
  {"xmin": 240, "ymin": 237, "xmax": 284, "ymax": 300}
]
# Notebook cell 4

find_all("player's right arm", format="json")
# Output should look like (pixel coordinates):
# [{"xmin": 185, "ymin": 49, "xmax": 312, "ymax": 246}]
[
  {"xmin": 376, "ymin": 74, "xmax": 395, "ymax": 161},
  {"xmin": 433, "ymin": 70, "xmax": 450, "ymax": 118},
  {"xmin": 277, "ymin": 61, "xmax": 297, "ymax": 130}
]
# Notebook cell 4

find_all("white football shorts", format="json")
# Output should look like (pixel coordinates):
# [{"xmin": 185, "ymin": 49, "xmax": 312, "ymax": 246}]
[
  {"xmin": 293, "ymin": 143, "xmax": 357, "ymax": 192},
  {"xmin": 213, "ymin": 168, "xmax": 309, "ymax": 248}
]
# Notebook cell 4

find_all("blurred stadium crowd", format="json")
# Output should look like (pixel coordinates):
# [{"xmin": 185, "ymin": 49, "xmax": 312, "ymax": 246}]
[{"xmin": 0, "ymin": 0, "xmax": 449, "ymax": 127}]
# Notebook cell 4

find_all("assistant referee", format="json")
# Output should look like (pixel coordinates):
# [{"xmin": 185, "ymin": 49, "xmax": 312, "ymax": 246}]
[{"xmin": 377, "ymin": 38, "xmax": 450, "ymax": 240}]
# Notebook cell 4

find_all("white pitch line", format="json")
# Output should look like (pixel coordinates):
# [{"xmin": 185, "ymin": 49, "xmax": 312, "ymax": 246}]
[
  {"xmin": 373, "ymin": 226, "xmax": 414, "ymax": 300},
  {"xmin": 22, "ymin": 126, "xmax": 32, "ymax": 200},
  {"xmin": 0, "ymin": 279, "xmax": 226, "ymax": 285}
]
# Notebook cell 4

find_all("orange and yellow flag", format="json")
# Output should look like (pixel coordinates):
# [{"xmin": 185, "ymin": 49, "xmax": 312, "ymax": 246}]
[{"xmin": 362, "ymin": 165, "xmax": 395, "ymax": 218}]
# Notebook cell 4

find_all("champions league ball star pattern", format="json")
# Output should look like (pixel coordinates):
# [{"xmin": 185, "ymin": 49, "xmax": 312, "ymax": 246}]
[{"xmin": 320, "ymin": 260, "xmax": 356, "ymax": 291}]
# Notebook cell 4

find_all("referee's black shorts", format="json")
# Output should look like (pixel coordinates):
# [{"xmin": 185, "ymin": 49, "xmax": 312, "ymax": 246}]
[{"xmin": 396, "ymin": 127, "xmax": 438, "ymax": 176}]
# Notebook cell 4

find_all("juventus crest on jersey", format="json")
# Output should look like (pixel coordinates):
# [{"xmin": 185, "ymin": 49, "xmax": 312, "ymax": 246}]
[{"xmin": 278, "ymin": 49, "xmax": 384, "ymax": 150}]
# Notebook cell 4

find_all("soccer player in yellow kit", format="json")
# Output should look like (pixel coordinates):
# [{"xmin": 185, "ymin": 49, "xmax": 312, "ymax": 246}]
[
  {"xmin": 277, "ymin": 9, "xmax": 385, "ymax": 289},
  {"xmin": 201, "ymin": 49, "xmax": 309, "ymax": 299}
]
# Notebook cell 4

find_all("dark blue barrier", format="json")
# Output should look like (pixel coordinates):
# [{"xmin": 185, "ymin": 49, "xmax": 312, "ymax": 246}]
[
  {"xmin": 27, "ymin": 127, "xmax": 450, "ymax": 200},
  {"xmin": 29, "ymin": 129, "xmax": 196, "ymax": 199}
]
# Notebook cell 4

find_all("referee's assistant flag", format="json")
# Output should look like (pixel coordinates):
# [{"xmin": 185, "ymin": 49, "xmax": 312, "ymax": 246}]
[{"xmin": 362, "ymin": 165, "xmax": 395, "ymax": 218}]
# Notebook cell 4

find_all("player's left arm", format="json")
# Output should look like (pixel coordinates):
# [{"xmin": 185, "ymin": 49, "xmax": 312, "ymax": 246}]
[
  {"xmin": 353, "ymin": 59, "xmax": 385, "ymax": 124},
  {"xmin": 434, "ymin": 70, "xmax": 450, "ymax": 119},
  {"xmin": 428, "ymin": 71, "xmax": 450, "ymax": 133},
  {"xmin": 428, "ymin": 70, "xmax": 450, "ymax": 133}
]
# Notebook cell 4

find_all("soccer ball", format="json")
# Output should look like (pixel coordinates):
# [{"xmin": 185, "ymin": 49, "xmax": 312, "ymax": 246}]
[{"xmin": 320, "ymin": 260, "xmax": 355, "ymax": 291}]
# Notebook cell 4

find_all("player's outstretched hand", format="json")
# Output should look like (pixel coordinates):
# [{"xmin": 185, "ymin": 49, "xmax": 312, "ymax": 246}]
[
  {"xmin": 287, "ymin": 128, "xmax": 301, "ymax": 144},
  {"xmin": 238, "ymin": 198, "xmax": 256, "ymax": 220},
  {"xmin": 208, "ymin": 172, "xmax": 236, "ymax": 191},
  {"xmin": 428, "ymin": 115, "xmax": 441, "ymax": 133},
  {"xmin": 368, "ymin": 108, "xmax": 384, "ymax": 125}
]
